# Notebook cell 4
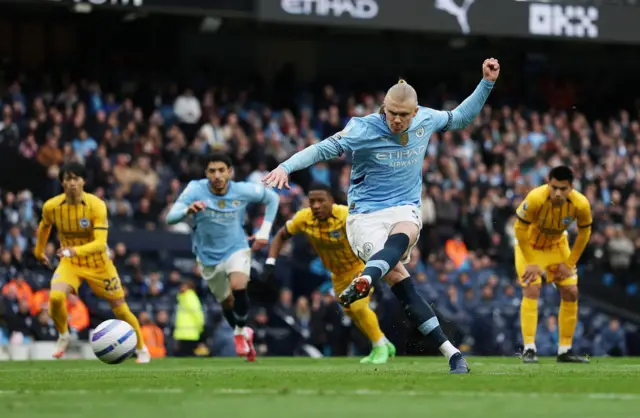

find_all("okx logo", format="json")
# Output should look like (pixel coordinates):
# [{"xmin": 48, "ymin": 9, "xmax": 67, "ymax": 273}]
[{"xmin": 529, "ymin": 4, "xmax": 598, "ymax": 39}]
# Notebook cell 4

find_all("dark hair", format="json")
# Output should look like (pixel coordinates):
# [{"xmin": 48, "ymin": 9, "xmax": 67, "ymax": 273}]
[
  {"xmin": 309, "ymin": 183, "xmax": 334, "ymax": 197},
  {"xmin": 548, "ymin": 165, "xmax": 574, "ymax": 183},
  {"xmin": 205, "ymin": 152, "xmax": 232, "ymax": 168},
  {"xmin": 59, "ymin": 162, "xmax": 86, "ymax": 183}
]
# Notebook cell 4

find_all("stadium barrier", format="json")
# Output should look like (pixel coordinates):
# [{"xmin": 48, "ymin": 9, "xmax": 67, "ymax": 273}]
[{"xmin": 0, "ymin": 342, "xmax": 96, "ymax": 361}]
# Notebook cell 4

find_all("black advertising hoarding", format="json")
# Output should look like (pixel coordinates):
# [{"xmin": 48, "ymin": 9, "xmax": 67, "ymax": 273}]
[
  {"xmin": 5, "ymin": 0, "xmax": 254, "ymax": 14},
  {"xmin": 257, "ymin": 0, "xmax": 640, "ymax": 44}
]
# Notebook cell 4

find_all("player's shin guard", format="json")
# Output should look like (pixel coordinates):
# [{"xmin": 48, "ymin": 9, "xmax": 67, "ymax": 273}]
[
  {"xmin": 391, "ymin": 278, "xmax": 458, "ymax": 359},
  {"xmin": 520, "ymin": 297, "xmax": 538, "ymax": 350},
  {"xmin": 49, "ymin": 290, "xmax": 69, "ymax": 335},
  {"xmin": 362, "ymin": 234, "xmax": 410, "ymax": 286},
  {"xmin": 113, "ymin": 304, "xmax": 145, "ymax": 349},
  {"xmin": 232, "ymin": 289, "xmax": 249, "ymax": 328},
  {"xmin": 558, "ymin": 300, "xmax": 578, "ymax": 354}
]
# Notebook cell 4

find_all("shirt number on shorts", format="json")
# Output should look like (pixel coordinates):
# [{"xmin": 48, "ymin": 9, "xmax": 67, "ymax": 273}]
[{"xmin": 103, "ymin": 277, "xmax": 120, "ymax": 292}]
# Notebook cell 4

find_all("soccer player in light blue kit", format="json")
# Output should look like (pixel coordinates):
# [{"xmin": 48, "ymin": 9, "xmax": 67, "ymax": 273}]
[
  {"xmin": 166, "ymin": 152, "xmax": 280, "ymax": 362},
  {"xmin": 264, "ymin": 58, "xmax": 500, "ymax": 373}
]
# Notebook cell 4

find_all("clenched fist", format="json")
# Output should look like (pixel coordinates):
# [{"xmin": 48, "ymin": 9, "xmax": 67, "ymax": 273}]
[{"xmin": 482, "ymin": 58, "xmax": 500, "ymax": 82}]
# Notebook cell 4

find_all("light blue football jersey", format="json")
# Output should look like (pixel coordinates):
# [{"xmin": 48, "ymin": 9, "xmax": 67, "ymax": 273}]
[
  {"xmin": 279, "ymin": 79, "xmax": 494, "ymax": 214},
  {"xmin": 166, "ymin": 179, "xmax": 280, "ymax": 265}
]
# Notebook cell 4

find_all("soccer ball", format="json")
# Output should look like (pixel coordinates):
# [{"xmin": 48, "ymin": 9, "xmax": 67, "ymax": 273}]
[{"xmin": 90, "ymin": 319, "xmax": 138, "ymax": 364}]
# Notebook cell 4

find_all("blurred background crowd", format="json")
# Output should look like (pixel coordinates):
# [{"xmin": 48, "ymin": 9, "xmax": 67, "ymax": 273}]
[{"xmin": 0, "ymin": 2, "xmax": 639, "ymax": 359}]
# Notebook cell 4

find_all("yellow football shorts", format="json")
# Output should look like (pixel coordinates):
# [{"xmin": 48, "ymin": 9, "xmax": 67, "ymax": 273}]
[{"xmin": 52, "ymin": 258, "xmax": 125, "ymax": 300}]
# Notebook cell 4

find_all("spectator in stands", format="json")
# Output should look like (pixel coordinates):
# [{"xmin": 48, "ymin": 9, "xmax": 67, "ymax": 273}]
[
  {"xmin": 2, "ymin": 272, "xmax": 33, "ymax": 305},
  {"xmin": 155, "ymin": 309, "xmax": 173, "ymax": 355},
  {"xmin": 537, "ymin": 315, "xmax": 559, "ymax": 356},
  {"xmin": 67, "ymin": 294, "xmax": 90, "ymax": 339},
  {"xmin": 173, "ymin": 279, "xmax": 204, "ymax": 357},
  {"xmin": 30, "ymin": 288, "xmax": 49, "ymax": 317},
  {"xmin": 5, "ymin": 298, "xmax": 33, "ymax": 343},
  {"xmin": 31, "ymin": 309, "xmax": 57, "ymax": 342},
  {"xmin": 607, "ymin": 225, "xmax": 635, "ymax": 287},
  {"xmin": 0, "ymin": 67, "xmax": 639, "ymax": 357},
  {"xmin": 139, "ymin": 311, "xmax": 166, "ymax": 358},
  {"xmin": 593, "ymin": 318, "xmax": 628, "ymax": 357}
]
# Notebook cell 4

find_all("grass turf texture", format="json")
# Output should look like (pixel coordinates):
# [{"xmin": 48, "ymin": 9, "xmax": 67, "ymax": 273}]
[{"xmin": 1, "ymin": 357, "xmax": 639, "ymax": 418}]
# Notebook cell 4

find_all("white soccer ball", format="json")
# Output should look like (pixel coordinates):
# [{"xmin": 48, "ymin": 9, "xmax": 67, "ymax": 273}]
[{"xmin": 90, "ymin": 319, "xmax": 138, "ymax": 364}]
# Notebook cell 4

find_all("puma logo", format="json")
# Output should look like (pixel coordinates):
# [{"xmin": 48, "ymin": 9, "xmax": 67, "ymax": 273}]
[{"xmin": 434, "ymin": 0, "xmax": 476, "ymax": 34}]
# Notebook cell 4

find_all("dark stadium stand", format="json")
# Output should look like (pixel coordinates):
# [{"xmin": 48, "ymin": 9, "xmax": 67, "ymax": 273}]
[{"xmin": 0, "ymin": 1, "xmax": 639, "ymax": 358}]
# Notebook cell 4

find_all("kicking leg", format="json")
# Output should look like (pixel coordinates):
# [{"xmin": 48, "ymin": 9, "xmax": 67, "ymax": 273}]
[
  {"xmin": 385, "ymin": 263, "xmax": 469, "ymax": 374},
  {"xmin": 339, "ymin": 221, "xmax": 417, "ymax": 305}
]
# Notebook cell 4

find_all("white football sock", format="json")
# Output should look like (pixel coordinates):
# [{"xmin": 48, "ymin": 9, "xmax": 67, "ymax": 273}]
[
  {"xmin": 558, "ymin": 345, "xmax": 571, "ymax": 355},
  {"xmin": 524, "ymin": 343, "xmax": 537, "ymax": 352},
  {"xmin": 438, "ymin": 341, "xmax": 460, "ymax": 360},
  {"xmin": 373, "ymin": 337, "xmax": 386, "ymax": 348}
]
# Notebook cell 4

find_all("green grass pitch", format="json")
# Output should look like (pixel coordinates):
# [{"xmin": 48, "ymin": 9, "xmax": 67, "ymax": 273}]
[{"xmin": 1, "ymin": 357, "xmax": 640, "ymax": 418}]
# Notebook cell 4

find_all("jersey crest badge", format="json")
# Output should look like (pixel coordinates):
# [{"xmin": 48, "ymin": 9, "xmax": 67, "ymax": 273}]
[
  {"xmin": 329, "ymin": 230, "xmax": 342, "ymax": 239},
  {"xmin": 218, "ymin": 200, "xmax": 226, "ymax": 209},
  {"xmin": 562, "ymin": 216, "xmax": 573, "ymax": 225},
  {"xmin": 79, "ymin": 218, "xmax": 90, "ymax": 229},
  {"xmin": 416, "ymin": 127, "xmax": 425, "ymax": 138},
  {"xmin": 399, "ymin": 132, "xmax": 409, "ymax": 146},
  {"xmin": 232, "ymin": 200, "xmax": 241, "ymax": 207}
]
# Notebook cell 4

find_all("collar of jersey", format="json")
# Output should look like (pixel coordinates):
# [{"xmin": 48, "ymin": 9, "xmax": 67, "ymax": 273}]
[
  {"xmin": 208, "ymin": 181, "xmax": 232, "ymax": 198},
  {"xmin": 62, "ymin": 192, "xmax": 86, "ymax": 205}
]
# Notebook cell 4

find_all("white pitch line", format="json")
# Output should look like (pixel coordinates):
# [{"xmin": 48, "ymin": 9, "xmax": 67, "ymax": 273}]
[{"xmin": 2, "ymin": 388, "xmax": 639, "ymax": 401}]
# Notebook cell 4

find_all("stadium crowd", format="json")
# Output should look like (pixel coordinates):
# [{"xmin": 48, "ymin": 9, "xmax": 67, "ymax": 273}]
[{"xmin": 0, "ymin": 75, "xmax": 638, "ymax": 357}]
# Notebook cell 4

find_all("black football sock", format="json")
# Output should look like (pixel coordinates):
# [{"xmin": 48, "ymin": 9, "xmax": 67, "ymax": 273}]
[
  {"xmin": 391, "ymin": 277, "xmax": 448, "ymax": 346},
  {"xmin": 362, "ymin": 233, "xmax": 410, "ymax": 287},
  {"xmin": 222, "ymin": 308, "xmax": 236, "ymax": 328},
  {"xmin": 232, "ymin": 289, "xmax": 249, "ymax": 328}
]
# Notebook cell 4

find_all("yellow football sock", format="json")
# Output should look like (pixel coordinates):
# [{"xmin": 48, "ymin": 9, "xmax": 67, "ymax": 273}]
[
  {"xmin": 113, "ymin": 304, "xmax": 145, "ymax": 349},
  {"xmin": 346, "ymin": 299, "xmax": 385, "ymax": 344},
  {"xmin": 49, "ymin": 290, "xmax": 69, "ymax": 335},
  {"xmin": 559, "ymin": 299, "xmax": 578, "ymax": 349},
  {"xmin": 520, "ymin": 297, "xmax": 538, "ymax": 346}
]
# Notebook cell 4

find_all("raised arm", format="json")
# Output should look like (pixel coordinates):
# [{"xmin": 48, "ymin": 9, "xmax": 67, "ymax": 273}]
[{"xmin": 432, "ymin": 58, "xmax": 499, "ymax": 132}]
